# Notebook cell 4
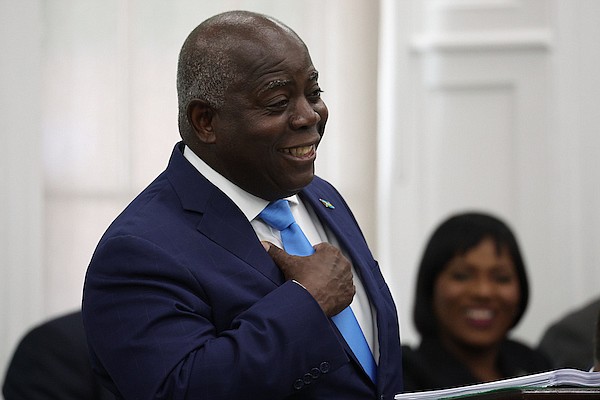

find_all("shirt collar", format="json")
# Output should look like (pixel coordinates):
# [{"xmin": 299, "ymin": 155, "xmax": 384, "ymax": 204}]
[{"xmin": 183, "ymin": 145, "xmax": 299, "ymax": 221}]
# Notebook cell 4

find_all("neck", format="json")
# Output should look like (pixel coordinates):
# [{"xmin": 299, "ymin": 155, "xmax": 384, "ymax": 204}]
[{"xmin": 441, "ymin": 337, "xmax": 503, "ymax": 382}]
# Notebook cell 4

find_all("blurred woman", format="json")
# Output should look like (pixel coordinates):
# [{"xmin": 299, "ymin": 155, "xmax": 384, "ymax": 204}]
[{"xmin": 402, "ymin": 212, "xmax": 551, "ymax": 391}]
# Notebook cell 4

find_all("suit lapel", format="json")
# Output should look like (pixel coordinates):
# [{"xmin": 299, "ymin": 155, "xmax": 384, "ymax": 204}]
[
  {"xmin": 300, "ymin": 183, "xmax": 369, "ymax": 284},
  {"xmin": 166, "ymin": 144, "xmax": 282, "ymax": 286},
  {"xmin": 301, "ymin": 181, "xmax": 385, "ymax": 385},
  {"xmin": 198, "ymin": 191, "xmax": 283, "ymax": 285}
]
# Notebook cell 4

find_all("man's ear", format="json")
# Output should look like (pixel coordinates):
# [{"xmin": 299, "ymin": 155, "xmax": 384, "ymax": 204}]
[{"xmin": 187, "ymin": 99, "xmax": 216, "ymax": 144}]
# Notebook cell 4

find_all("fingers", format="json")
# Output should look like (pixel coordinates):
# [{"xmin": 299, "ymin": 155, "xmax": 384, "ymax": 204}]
[
  {"xmin": 261, "ymin": 241, "xmax": 355, "ymax": 316},
  {"xmin": 263, "ymin": 242, "xmax": 303, "ymax": 280},
  {"xmin": 262, "ymin": 241, "xmax": 286, "ymax": 264},
  {"xmin": 261, "ymin": 241, "xmax": 271, "ymax": 252}
]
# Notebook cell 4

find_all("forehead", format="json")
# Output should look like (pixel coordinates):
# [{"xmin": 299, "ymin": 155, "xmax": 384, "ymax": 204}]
[
  {"xmin": 444, "ymin": 245, "xmax": 516, "ymax": 275},
  {"xmin": 230, "ymin": 28, "xmax": 316, "ymax": 85}
]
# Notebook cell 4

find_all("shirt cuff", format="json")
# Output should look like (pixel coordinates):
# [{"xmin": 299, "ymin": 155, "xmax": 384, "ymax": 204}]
[{"xmin": 292, "ymin": 279, "xmax": 307, "ymax": 290}]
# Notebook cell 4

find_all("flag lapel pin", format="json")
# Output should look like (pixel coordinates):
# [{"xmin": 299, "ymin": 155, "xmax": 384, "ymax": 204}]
[{"xmin": 319, "ymin": 198, "xmax": 335, "ymax": 209}]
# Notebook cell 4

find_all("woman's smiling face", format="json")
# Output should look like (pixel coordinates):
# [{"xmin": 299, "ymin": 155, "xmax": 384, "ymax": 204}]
[{"xmin": 433, "ymin": 237, "xmax": 521, "ymax": 352}]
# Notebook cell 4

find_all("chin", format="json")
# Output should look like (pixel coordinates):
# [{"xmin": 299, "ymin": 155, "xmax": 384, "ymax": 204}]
[
  {"xmin": 461, "ymin": 337, "xmax": 503, "ymax": 351},
  {"xmin": 259, "ymin": 174, "xmax": 315, "ymax": 201},
  {"xmin": 290, "ymin": 175, "xmax": 315, "ymax": 192},
  {"xmin": 283, "ymin": 171, "xmax": 315, "ymax": 190}
]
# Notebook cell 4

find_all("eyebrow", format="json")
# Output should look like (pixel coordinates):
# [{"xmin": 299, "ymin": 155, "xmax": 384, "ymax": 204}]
[
  {"xmin": 259, "ymin": 79, "xmax": 291, "ymax": 95},
  {"xmin": 258, "ymin": 71, "xmax": 320, "ymax": 95}
]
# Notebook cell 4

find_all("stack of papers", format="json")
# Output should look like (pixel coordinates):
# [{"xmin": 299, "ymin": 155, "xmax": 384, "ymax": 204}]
[{"xmin": 394, "ymin": 369, "xmax": 600, "ymax": 399}]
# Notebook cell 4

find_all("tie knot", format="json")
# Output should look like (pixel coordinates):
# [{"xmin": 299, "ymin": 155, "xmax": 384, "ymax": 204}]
[{"xmin": 259, "ymin": 200, "xmax": 295, "ymax": 231}]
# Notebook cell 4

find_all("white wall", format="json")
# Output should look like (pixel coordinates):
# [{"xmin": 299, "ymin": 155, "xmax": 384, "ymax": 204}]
[
  {"xmin": 0, "ymin": 0, "xmax": 44, "ymax": 388},
  {"xmin": 2, "ymin": 0, "xmax": 600, "ymax": 386}
]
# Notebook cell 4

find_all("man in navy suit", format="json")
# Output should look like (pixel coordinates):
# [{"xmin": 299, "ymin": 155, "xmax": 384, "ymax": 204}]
[{"xmin": 82, "ymin": 10, "xmax": 403, "ymax": 399}]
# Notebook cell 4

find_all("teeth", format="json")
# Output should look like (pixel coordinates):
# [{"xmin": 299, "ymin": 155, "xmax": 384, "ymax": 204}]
[
  {"xmin": 284, "ymin": 145, "xmax": 313, "ymax": 157},
  {"xmin": 466, "ymin": 309, "xmax": 494, "ymax": 320}
]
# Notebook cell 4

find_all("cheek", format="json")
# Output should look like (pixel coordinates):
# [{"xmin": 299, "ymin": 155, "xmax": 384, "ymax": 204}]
[
  {"xmin": 433, "ymin": 278, "xmax": 462, "ymax": 303},
  {"xmin": 319, "ymin": 103, "xmax": 328, "ymax": 120},
  {"xmin": 432, "ymin": 278, "xmax": 462, "ymax": 319},
  {"xmin": 500, "ymin": 284, "xmax": 521, "ymax": 318},
  {"xmin": 315, "ymin": 102, "xmax": 328, "ymax": 128}
]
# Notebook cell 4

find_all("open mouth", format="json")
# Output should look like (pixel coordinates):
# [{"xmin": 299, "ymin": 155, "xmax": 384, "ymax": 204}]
[
  {"xmin": 280, "ymin": 144, "xmax": 316, "ymax": 159},
  {"xmin": 466, "ymin": 308, "xmax": 494, "ymax": 322}
]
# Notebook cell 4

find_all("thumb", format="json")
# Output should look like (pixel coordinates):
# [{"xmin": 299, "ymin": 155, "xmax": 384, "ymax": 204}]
[{"xmin": 261, "ymin": 241, "xmax": 288, "ymax": 264}]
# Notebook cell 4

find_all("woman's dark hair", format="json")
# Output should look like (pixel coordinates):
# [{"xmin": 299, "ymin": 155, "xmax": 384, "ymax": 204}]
[{"xmin": 413, "ymin": 211, "xmax": 530, "ymax": 339}]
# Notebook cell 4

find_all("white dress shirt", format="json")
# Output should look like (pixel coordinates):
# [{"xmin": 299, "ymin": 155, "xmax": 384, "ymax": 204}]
[{"xmin": 183, "ymin": 146, "xmax": 379, "ymax": 362}]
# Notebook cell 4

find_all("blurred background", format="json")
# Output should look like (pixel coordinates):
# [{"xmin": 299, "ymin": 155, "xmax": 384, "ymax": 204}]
[{"xmin": 2, "ymin": 0, "xmax": 599, "ymax": 385}]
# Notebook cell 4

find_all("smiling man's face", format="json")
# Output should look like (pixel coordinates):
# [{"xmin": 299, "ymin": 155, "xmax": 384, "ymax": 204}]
[{"xmin": 208, "ymin": 26, "xmax": 328, "ymax": 201}]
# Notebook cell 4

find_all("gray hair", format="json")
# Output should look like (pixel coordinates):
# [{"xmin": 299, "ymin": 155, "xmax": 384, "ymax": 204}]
[{"xmin": 176, "ymin": 18, "xmax": 240, "ymax": 140}]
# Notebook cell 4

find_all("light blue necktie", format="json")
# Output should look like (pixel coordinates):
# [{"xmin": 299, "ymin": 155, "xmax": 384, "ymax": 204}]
[{"xmin": 259, "ymin": 199, "xmax": 377, "ymax": 383}]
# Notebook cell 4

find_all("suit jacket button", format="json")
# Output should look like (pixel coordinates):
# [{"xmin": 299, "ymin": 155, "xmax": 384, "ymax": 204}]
[
  {"xmin": 310, "ymin": 367, "xmax": 321, "ymax": 378},
  {"xmin": 303, "ymin": 373, "xmax": 312, "ymax": 384},
  {"xmin": 319, "ymin": 361, "xmax": 330, "ymax": 374},
  {"xmin": 293, "ymin": 379, "xmax": 304, "ymax": 390}
]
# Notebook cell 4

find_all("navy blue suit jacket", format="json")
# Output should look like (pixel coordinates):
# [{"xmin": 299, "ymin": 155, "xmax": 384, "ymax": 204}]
[{"xmin": 82, "ymin": 143, "xmax": 403, "ymax": 399}]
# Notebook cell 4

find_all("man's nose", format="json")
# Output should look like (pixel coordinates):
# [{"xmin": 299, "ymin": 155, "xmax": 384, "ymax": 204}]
[{"xmin": 289, "ymin": 98, "xmax": 321, "ymax": 129}]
